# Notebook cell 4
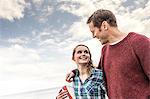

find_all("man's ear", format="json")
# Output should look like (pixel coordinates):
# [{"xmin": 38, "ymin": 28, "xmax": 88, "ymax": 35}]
[{"xmin": 102, "ymin": 21, "xmax": 108, "ymax": 30}]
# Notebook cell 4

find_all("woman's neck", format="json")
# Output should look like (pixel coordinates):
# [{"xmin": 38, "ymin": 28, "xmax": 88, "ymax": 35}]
[{"xmin": 77, "ymin": 64, "xmax": 91, "ymax": 83}]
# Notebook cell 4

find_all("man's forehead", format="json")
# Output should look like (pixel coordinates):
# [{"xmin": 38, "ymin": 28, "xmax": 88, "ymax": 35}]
[
  {"xmin": 89, "ymin": 21, "xmax": 94, "ymax": 27},
  {"xmin": 88, "ymin": 22, "xmax": 95, "ymax": 31}
]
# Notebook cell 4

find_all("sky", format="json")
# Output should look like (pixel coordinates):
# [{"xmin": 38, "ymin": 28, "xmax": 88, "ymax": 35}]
[{"xmin": 0, "ymin": 0, "xmax": 150, "ymax": 98}]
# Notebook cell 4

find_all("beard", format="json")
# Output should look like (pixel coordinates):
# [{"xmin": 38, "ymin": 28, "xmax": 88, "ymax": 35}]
[{"xmin": 99, "ymin": 38, "xmax": 109, "ymax": 45}]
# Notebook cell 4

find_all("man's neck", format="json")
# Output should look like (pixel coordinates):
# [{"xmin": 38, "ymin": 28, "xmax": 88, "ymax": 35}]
[
  {"xmin": 109, "ymin": 33, "xmax": 127, "ymax": 45},
  {"xmin": 108, "ymin": 28, "xmax": 127, "ymax": 45}
]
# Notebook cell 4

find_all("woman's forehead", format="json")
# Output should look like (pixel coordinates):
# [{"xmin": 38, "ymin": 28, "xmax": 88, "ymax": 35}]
[{"xmin": 75, "ymin": 46, "xmax": 89, "ymax": 51}]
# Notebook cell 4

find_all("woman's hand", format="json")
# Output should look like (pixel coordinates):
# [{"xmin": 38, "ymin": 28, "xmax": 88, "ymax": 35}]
[{"xmin": 56, "ymin": 90, "xmax": 68, "ymax": 99}]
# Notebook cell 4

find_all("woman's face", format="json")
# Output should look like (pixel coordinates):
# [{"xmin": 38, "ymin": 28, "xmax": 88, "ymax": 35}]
[{"xmin": 73, "ymin": 46, "xmax": 91, "ymax": 65}]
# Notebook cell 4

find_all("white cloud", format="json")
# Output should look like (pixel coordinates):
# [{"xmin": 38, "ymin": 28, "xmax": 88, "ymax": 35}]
[
  {"xmin": 131, "ymin": 7, "xmax": 150, "ymax": 20},
  {"xmin": 117, "ymin": 14, "xmax": 144, "ymax": 33},
  {"xmin": 37, "ymin": 5, "xmax": 54, "ymax": 23},
  {"xmin": 0, "ymin": 44, "xmax": 40, "ymax": 66},
  {"xmin": 32, "ymin": 31, "xmax": 57, "ymax": 47},
  {"xmin": 32, "ymin": 0, "xmax": 44, "ymax": 5},
  {"xmin": 0, "ymin": 44, "xmax": 71, "ymax": 95},
  {"xmin": 116, "ymin": 1, "xmax": 150, "ymax": 37},
  {"xmin": 59, "ymin": 0, "xmax": 95, "ymax": 17},
  {"xmin": 59, "ymin": 0, "xmax": 122, "ymax": 17},
  {"xmin": 68, "ymin": 18, "xmax": 92, "ymax": 39},
  {"xmin": 38, "ymin": 38, "xmax": 56, "ymax": 46},
  {"xmin": 30, "ymin": 0, "xmax": 54, "ymax": 23},
  {"xmin": 0, "ymin": 0, "xmax": 26, "ymax": 21},
  {"xmin": 141, "ymin": 19, "xmax": 150, "ymax": 37},
  {"xmin": 59, "ymin": 0, "xmax": 149, "ymax": 38},
  {"xmin": 8, "ymin": 38, "xmax": 28, "ymax": 45},
  {"xmin": 59, "ymin": 0, "xmax": 123, "ymax": 40}
]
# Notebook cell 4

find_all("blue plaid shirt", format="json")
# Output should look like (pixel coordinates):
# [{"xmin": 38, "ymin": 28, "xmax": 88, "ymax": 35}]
[{"xmin": 73, "ymin": 68, "xmax": 106, "ymax": 99}]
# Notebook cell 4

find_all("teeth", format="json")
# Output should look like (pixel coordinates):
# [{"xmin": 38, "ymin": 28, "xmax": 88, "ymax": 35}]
[{"xmin": 79, "ymin": 56, "xmax": 87, "ymax": 59}]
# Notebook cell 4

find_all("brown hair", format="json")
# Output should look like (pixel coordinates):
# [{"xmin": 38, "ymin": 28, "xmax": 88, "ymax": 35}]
[
  {"xmin": 72, "ymin": 44, "xmax": 93, "ymax": 67},
  {"xmin": 87, "ymin": 9, "xmax": 117, "ymax": 27}
]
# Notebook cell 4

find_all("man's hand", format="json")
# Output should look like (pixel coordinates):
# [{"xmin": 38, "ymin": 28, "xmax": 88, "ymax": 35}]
[
  {"xmin": 56, "ymin": 90, "xmax": 68, "ymax": 99},
  {"xmin": 65, "ymin": 71, "xmax": 75, "ymax": 83}
]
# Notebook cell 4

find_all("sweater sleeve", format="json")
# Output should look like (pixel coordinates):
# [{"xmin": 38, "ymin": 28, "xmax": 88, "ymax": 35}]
[
  {"xmin": 97, "ymin": 45, "xmax": 108, "ymax": 93},
  {"xmin": 98, "ymin": 45, "xmax": 107, "ymax": 69},
  {"xmin": 131, "ymin": 34, "xmax": 150, "ymax": 80}
]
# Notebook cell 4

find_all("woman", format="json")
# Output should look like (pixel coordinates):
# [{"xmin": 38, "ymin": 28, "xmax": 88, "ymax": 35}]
[{"xmin": 57, "ymin": 44, "xmax": 106, "ymax": 99}]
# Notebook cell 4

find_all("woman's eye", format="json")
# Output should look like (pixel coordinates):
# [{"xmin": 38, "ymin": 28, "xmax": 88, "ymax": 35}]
[
  {"xmin": 77, "ymin": 51, "xmax": 82, "ymax": 54},
  {"xmin": 84, "ymin": 50, "xmax": 89, "ymax": 53}
]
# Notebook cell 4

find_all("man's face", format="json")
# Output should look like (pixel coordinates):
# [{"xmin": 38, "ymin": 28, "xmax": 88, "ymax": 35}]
[{"xmin": 88, "ymin": 21, "xmax": 108, "ymax": 45}]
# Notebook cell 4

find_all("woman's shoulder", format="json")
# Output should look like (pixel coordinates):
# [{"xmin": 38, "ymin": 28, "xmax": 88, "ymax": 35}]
[
  {"xmin": 90, "ymin": 68, "xmax": 104, "ymax": 83},
  {"xmin": 92, "ymin": 68, "xmax": 102, "ymax": 73},
  {"xmin": 91, "ymin": 68, "xmax": 103, "ymax": 77}
]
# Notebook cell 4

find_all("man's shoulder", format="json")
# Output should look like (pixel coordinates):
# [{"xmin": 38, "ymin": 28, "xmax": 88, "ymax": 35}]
[
  {"xmin": 128, "ymin": 32, "xmax": 149, "ymax": 41},
  {"xmin": 127, "ymin": 32, "xmax": 149, "ymax": 45}
]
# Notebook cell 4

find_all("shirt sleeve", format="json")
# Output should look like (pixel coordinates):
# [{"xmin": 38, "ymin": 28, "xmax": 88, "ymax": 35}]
[
  {"xmin": 93, "ymin": 69, "xmax": 106, "ymax": 93},
  {"xmin": 131, "ymin": 34, "xmax": 150, "ymax": 80}
]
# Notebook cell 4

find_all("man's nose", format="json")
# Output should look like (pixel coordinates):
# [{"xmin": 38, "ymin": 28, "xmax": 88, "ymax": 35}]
[
  {"xmin": 93, "ymin": 34, "xmax": 96, "ymax": 38},
  {"xmin": 92, "ymin": 33, "xmax": 96, "ymax": 38}
]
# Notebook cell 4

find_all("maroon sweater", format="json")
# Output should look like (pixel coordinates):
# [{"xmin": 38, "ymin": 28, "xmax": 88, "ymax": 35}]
[{"xmin": 98, "ymin": 32, "xmax": 150, "ymax": 99}]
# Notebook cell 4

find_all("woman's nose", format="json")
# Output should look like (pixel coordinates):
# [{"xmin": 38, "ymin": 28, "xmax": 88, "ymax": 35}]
[{"xmin": 81, "ymin": 53, "xmax": 86, "ymax": 56}]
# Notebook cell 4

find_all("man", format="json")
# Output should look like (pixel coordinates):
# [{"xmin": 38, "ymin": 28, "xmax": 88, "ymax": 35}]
[{"xmin": 57, "ymin": 9, "xmax": 150, "ymax": 99}]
